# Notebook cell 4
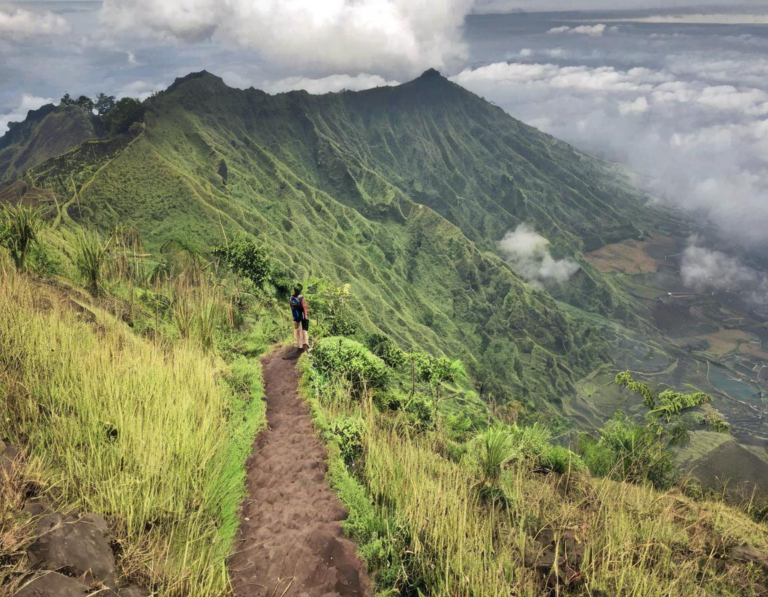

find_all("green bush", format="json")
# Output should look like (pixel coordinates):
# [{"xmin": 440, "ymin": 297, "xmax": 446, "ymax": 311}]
[
  {"xmin": 73, "ymin": 230, "xmax": 111, "ymax": 296},
  {"xmin": 328, "ymin": 417, "xmax": 365, "ymax": 464},
  {"xmin": 476, "ymin": 427, "xmax": 516, "ymax": 486},
  {"xmin": 539, "ymin": 444, "xmax": 585, "ymax": 475},
  {"xmin": 312, "ymin": 337, "xmax": 389, "ymax": 391},
  {"xmin": 212, "ymin": 238, "xmax": 276, "ymax": 290},
  {"xmin": 405, "ymin": 395, "xmax": 435, "ymax": 431},
  {"xmin": 365, "ymin": 333, "xmax": 407, "ymax": 369},
  {"xmin": 577, "ymin": 415, "xmax": 676, "ymax": 489},
  {"xmin": 1, "ymin": 204, "xmax": 44, "ymax": 272}
]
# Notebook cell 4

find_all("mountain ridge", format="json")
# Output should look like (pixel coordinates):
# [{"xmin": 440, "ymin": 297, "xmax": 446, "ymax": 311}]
[{"xmin": 0, "ymin": 69, "xmax": 676, "ymax": 412}]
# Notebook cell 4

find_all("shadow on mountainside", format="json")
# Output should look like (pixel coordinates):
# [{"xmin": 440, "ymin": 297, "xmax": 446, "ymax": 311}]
[{"xmin": 230, "ymin": 346, "xmax": 370, "ymax": 597}]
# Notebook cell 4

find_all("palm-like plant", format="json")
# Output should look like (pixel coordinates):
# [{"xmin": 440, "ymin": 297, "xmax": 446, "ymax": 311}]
[
  {"xmin": 478, "ymin": 427, "xmax": 516, "ymax": 486},
  {"xmin": 1, "ymin": 204, "xmax": 44, "ymax": 271},
  {"xmin": 74, "ymin": 230, "xmax": 112, "ymax": 296}
]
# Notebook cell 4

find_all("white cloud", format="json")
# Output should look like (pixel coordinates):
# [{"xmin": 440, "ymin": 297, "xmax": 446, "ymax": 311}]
[
  {"xmin": 548, "ymin": 24, "xmax": 611, "ymax": 38},
  {"xmin": 681, "ymin": 238, "xmax": 768, "ymax": 304},
  {"xmin": 101, "ymin": 0, "xmax": 473, "ymax": 77},
  {"xmin": 473, "ymin": 1, "xmax": 768, "ymax": 12},
  {"xmin": 499, "ymin": 224, "xmax": 580, "ymax": 288},
  {"xmin": 0, "ymin": 94, "xmax": 55, "ymax": 135},
  {"xmin": 265, "ymin": 73, "xmax": 400, "ymax": 95},
  {"xmin": 0, "ymin": 7, "xmax": 70, "ymax": 41},
  {"xmin": 619, "ymin": 96, "xmax": 649, "ymax": 115},
  {"xmin": 117, "ymin": 80, "xmax": 157, "ymax": 101}
]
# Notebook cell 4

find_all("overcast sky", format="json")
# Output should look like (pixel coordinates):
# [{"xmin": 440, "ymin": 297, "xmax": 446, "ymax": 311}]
[{"xmin": 2, "ymin": 0, "xmax": 768, "ymax": 266}]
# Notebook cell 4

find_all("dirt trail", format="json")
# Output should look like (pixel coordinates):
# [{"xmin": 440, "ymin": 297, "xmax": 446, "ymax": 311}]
[{"xmin": 230, "ymin": 347, "xmax": 370, "ymax": 597}]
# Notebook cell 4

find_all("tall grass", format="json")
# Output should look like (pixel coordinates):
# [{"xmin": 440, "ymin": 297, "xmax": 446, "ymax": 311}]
[
  {"xmin": 169, "ymin": 274, "xmax": 227, "ymax": 352},
  {"xmin": 0, "ymin": 260, "xmax": 264, "ymax": 595}
]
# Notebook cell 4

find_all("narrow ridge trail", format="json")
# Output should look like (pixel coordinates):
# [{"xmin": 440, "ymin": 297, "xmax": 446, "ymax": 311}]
[{"xmin": 230, "ymin": 347, "xmax": 370, "ymax": 597}]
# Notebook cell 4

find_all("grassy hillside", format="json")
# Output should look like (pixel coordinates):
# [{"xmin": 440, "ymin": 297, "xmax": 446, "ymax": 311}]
[
  {"xmin": 0, "ymin": 242, "xmax": 271, "ymax": 595},
  {"xmin": 301, "ymin": 339, "xmax": 768, "ymax": 596},
  {"xmin": 0, "ymin": 71, "xmax": 675, "ymax": 412}
]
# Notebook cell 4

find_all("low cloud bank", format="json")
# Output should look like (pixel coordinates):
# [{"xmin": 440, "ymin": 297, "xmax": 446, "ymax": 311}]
[
  {"xmin": 499, "ymin": 224, "xmax": 580, "ymax": 288},
  {"xmin": 548, "ymin": 24, "xmax": 615, "ymax": 37},
  {"xmin": 452, "ymin": 58, "xmax": 768, "ymax": 253},
  {"xmin": 681, "ymin": 237, "xmax": 768, "ymax": 303},
  {"xmin": 0, "ymin": 94, "xmax": 54, "ymax": 135},
  {"xmin": 264, "ymin": 74, "xmax": 401, "ymax": 95}
]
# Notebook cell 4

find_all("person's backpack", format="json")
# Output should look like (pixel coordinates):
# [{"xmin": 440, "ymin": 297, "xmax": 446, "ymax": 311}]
[{"xmin": 290, "ymin": 295, "xmax": 303, "ymax": 311}]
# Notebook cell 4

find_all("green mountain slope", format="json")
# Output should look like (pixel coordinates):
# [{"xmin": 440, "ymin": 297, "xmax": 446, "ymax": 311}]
[
  {"xmin": 0, "ymin": 70, "xmax": 668, "ymax": 410},
  {"xmin": 0, "ymin": 104, "xmax": 99, "ymax": 182}
]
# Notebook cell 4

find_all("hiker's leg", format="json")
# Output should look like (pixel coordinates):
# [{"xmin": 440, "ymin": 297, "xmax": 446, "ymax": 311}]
[
  {"xmin": 301, "ymin": 320, "xmax": 310, "ymax": 349},
  {"xmin": 293, "ymin": 321, "xmax": 301, "ymax": 346}
]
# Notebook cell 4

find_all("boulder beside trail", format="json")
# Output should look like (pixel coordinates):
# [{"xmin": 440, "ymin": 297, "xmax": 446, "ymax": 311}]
[
  {"xmin": 14, "ymin": 572, "xmax": 88, "ymax": 596},
  {"xmin": 28, "ymin": 513, "xmax": 117, "ymax": 586}
]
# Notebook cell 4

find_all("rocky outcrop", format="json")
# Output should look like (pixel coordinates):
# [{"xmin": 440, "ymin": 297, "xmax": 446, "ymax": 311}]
[
  {"xmin": 2, "ymin": 441, "xmax": 149, "ymax": 596},
  {"xmin": 28, "ymin": 513, "xmax": 117, "ymax": 586},
  {"xmin": 14, "ymin": 571, "xmax": 89, "ymax": 596}
]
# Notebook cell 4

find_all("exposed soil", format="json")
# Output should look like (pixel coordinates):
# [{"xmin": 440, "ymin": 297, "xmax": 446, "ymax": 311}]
[{"xmin": 230, "ymin": 347, "xmax": 370, "ymax": 597}]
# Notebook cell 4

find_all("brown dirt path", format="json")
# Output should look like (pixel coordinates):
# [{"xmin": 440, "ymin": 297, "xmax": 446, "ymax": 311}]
[{"xmin": 230, "ymin": 347, "xmax": 371, "ymax": 597}]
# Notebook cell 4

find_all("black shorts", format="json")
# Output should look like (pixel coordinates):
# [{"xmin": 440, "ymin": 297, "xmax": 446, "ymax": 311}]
[{"xmin": 296, "ymin": 319, "xmax": 309, "ymax": 331}]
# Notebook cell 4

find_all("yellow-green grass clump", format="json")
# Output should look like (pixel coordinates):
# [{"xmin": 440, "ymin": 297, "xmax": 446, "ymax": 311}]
[{"xmin": 0, "ymin": 261, "xmax": 263, "ymax": 595}]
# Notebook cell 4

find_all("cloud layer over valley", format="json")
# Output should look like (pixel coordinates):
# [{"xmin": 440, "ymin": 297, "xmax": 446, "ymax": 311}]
[{"xmin": 454, "ymin": 20, "xmax": 768, "ymax": 255}]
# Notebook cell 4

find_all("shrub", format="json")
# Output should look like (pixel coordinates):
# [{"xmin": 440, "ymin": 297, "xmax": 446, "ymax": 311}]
[
  {"xmin": 578, "ymin": 415, "xmax": 676, "ymax": 489},
  {"xmin": 312, "ymin": 337, "xmax": 388, "ymax": 392},
  {"xmin": 73, "ymin": 230, "xmax": 111, "ymax": 296},
  {"xmin": 539, "ymin": 444, "xmax": 585, "ymax": 475},
  {"xmin": 328, "ymin": 417, "xmax": 365, "ymax": 464},
  {"xmin": 314, "ymin": 282, "xmax": 357, "ymax": 337},
  {"xmin": 405, "ymin": 394, "xmax": 435, "ymax": 430},
  {"xmin": 365, "ymin": 333, "xmax": 407, "ymax": 369},
  {"xmin": 0, "ymin": 204, "xmax": 44, "ymax": 272},
  {"xmin": 476, "ymin": 427, "xmax": 515, "ymax": 486},
  {"xmin": 212, "ymin": 238, "xmax": 275, "ymax": 290}
]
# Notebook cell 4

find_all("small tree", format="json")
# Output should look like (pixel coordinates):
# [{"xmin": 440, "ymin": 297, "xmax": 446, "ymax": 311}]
[
  {"xmin": 75, "ymin": 95, "xmax": 94, "ymax": 114},
  {"xmin": 212, "ymin": 238, "xmax": 274, "ymax": 289},
  {"xmin": 0, "ymin": 204, "xmax": 44, "ymax": 271},
  {"xmin": 410, "ymin": 353, "xmax": 466, "ymax": 400},
  {"xmin": 615, "ymin": 372, "xmax": 727, "ymax": 431},
  {"xmin": 95, "ymin": 93, "xmax": 116, "ymax": 116},
  {"xmin": 103, "ymin": 97, "xmax": 145, "ymax": 135},
  {"xmin": 580, "ymin": 373, "xmax": 729, "ymax": 489},
  {"xmin": 60, "ymin": 93, "xmax": 74, "ymax": 106}
]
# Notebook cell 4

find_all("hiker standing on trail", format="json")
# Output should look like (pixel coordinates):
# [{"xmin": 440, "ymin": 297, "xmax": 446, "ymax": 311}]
[{"xmin": 290, "ymin": 285, "xmax": 310, "ymax": 351}]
